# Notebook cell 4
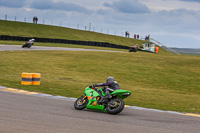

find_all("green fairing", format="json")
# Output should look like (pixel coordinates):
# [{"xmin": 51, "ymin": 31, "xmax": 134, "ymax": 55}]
[
  {"xmin": 84, "ymin": 86, "xmax": 131, "ymax": 111},
  {"xmin": 85, "ymin": 87, "xmax": 106, "ymax": 97},
  {"xmin": 111, "ymin": 90, "xmax": 132, "ymax": 99},
  {"xmin": 85, "ymin": 86, "xmax": 106, "ymax": 111}
]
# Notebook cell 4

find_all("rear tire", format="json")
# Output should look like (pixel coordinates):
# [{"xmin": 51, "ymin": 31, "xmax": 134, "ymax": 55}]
[
  {"xmin": 74, "ymin": 96, "xmax": 88, "ymax": 110},
  {"xmin": 27, "ymin": 44, "xmax": 31, "ymax": 48},
  {"xmin": 106, "ymin": 98, "xmax": 125, "ymax": 114}
]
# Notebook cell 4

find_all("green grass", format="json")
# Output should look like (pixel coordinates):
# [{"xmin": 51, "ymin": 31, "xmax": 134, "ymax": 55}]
[
  {"xmin": 0, "ymin": 50, "xmax": 200, "ymax": 113},
  {"xmin": 0, "ymin": 20, "xmax": 146, "ymax": 47},
  {"xmin": 0, "ymin": 20, "xmax": 169, "ymax": 54}
]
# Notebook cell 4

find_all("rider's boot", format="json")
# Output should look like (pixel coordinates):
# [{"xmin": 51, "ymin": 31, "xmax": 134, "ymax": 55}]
[
  {"xmin": 105, "ymin": 91, "xmax": 112, "ymax": 99},
  {"xmin": 98, "ymin": 91, "xmax": 112, "ymax": 104}
]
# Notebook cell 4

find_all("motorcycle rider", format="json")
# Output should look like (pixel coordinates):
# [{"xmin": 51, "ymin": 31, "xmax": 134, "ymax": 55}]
[
  {"xmin": 22, "ymin": 38, "xmax": 35, "ymax": 48},
  {"xmin": 28, "ymin": 38, "xmax": 35, "ymax": 45},
  {"xmin": 92, "ymin": 76, "xmax": 120, "ymax": 103}
]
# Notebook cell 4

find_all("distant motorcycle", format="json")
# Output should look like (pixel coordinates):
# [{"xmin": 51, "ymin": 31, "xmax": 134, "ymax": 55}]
[
  {"xmin": 129, "ymin": 44, "xmax": 138, "ymax": 52},
  {"xmin": 22, "ymin": 38, "xmax": 35, "ymax": 48}
]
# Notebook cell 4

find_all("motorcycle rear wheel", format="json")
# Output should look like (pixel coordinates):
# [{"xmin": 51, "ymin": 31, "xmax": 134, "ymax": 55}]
[
  {"xmin": 106, "ymin": 98, "xmax": 125, "ymax": 114},
  {"xmin": 27, "ymin": 44, "xmax": 31, "ymax": 48},
  {"xmin": 74, "ymin": 96, "xmax": 88, "ymax": 110}
]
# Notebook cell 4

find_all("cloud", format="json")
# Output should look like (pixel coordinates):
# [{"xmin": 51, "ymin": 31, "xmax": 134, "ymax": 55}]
[
  {"xmin": 178, "ymin": 0, "xmax": 200, "ymax": 2},
  {"xmin": 0, "ymin": 0, "xmax": 26, "ymax": 8},
  {"xmin": 103, "ymin": 0, "xmax": 150, "ymax": 14},
  {"xmin": 31, "ymin": 0, "xmax": 91, "ymax": 13},
  {"xmin": 103, "ymin": 3, "xmax": 113, "ymax": 8}
]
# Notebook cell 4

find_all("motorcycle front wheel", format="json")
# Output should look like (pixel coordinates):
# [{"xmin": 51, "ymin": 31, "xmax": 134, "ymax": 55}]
[
  {"xmin": 22, "ymin": 44, "xmax": 26, "ymax": 48},
  {"xmin": 74, "ymin": 96, "xmax": 88, "ymax": 110},
  {"xmin": 106, "ymin": 98, "xmax": 125, "ymax": 114}
]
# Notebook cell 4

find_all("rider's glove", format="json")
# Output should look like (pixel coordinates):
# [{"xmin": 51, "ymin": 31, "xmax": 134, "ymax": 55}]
[{"xmin": 92, "ymin": 84, "xmax": 97, "ymax": 88}]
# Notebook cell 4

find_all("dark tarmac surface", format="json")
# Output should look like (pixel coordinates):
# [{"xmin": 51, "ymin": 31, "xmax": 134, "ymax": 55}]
[
  {"xmin": 0, "ymin": 91, "xmax": 199, "ymax": 133},
  {"xmin": 0, "ymin": 45, "xmax": 122, "ymax": 52}
]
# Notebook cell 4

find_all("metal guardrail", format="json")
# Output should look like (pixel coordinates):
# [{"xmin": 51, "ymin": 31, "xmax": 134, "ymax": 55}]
[{"xmin": 150, "ymin": 38, "xmax": 180, "ymax": 55}]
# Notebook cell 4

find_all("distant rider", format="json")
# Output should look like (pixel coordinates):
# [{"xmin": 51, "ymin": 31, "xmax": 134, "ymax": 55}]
[
  {"xmin": 28, "ymin": 38, "xmax": 35, "ymax": 45},
  {"xmin": 129, "ymin": 44, "xmax": 138, "ymax": 52},
  {"xmin": 92, "ymin": 76, "xmax": 120, "ymax": 103}
]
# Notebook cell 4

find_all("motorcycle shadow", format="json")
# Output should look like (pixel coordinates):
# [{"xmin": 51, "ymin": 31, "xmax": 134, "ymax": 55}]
[{"xmin": 74, "ymin": 108, "xmax": 132, "ymax": 116}]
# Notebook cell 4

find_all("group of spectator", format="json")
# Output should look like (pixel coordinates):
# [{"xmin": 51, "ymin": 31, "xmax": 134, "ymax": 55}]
[
  {"xmin": 134, "ymin": 34, "xmax": 139, "ymax": 39},
  {"xmin": 125, "ymin": 31, "xmax": 152, "ymax": 41},
  {"xmin": 125, "ymin": 31, "xmax": 130, "ymax": 38},
  {"xmin": 33, "ymin": 16, "xmax": 38, "ymax": 24},
  {"xmin": 125, "ymin": 31, "xmax": 140, "ymax": 39},
  {"xmin": 145, "ymin": 35, "xmax": 150, "ymax": 41}
]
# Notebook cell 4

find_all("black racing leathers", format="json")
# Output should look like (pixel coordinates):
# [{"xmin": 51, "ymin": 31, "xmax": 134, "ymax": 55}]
[
  {"xmin": 96, "ymin": 81, "xmax": 120, "ymax": 92},
  {"xmin": 95, "ymin": 81, "xmax": 120, "ymax": 103}
]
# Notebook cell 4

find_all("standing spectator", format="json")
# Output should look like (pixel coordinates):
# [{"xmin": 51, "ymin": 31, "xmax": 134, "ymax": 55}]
[
  {"xmin": 145, "ymin": 36, "xmax": 147, "ymax": 41},
  {"xmin": 125, "ymin": 31, "xmax": 127, "ymax": 37},
  {"xmin": 137, "ymin": 34, "xmax": 139, "ymax": 39},
  {"xmin": 155, "ymin": 46, "xmax": 159, "ymax": 54},
  {"xmin": 35, "ymin": 17, "xmax": 38, "ymax": 24},
  {"xmin": 127, "ymin": 31, "xmax": 130, "ymax": 38},
  {"xmin": 145, "ymin": 34, "xmax": 150, "ymax": 41},
  {"xmin": 134, "ymin": 34, "xmax": 136, "ymax": 39},
  {"xmin": 33, "ymin": 17, "xmax": 35, "ymax": 23},
  {"xmin": 145, "ymin": 35, "xmax": 150, "ymax": 41}
]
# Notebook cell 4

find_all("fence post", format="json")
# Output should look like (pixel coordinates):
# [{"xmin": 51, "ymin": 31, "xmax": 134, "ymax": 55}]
[{"xmin": 89, "ymin": 23, "xmax": 91, "ymax": 31}]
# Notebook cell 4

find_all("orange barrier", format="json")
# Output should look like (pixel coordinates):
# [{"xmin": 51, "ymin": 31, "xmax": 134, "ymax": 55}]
[
  {"xmin": 32, "ymin": 73, "xmax": 41, "ymax": 85},
  {"xmin": 21, "ymin": 73, "xmax": 41, "ymax": 85},
  {"xmin": 21, "ymin": 73, "xmax": 32, "ymax": 85}
]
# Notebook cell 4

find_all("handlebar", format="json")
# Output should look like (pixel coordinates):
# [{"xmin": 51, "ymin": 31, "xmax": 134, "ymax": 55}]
[{"xmin": 90, "ymin": 86, "xmax": 98, "ymax": 91}]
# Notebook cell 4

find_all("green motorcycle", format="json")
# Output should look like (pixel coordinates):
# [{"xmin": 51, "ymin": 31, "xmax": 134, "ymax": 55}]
[{"xmin": 74, "ymin": 86, "xmax": 131, "ymax": 114}]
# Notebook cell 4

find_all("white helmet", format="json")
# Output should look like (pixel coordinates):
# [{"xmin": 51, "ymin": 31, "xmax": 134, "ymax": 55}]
[{"xmin": 32, "ymin": 38, "xmax": 35, "ymax": 41}]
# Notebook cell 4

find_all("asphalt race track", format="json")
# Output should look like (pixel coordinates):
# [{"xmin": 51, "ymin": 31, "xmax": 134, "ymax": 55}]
[
  {"xmin": 0, "ymin": 45, "xmax": 122, "ymax": 52},
  {"xmin": 0, "ymin": 90, "xmax": 200, "ymax": 133}
]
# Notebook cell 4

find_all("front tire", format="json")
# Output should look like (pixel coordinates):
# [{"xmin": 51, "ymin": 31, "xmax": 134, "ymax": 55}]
[
  {"xmin": 74, "ymin": 96, "xmax": 88, "ymax": 110},
  {"xmin": 106, "ymin": 98, "xmax": 125, "ymax": 114}
]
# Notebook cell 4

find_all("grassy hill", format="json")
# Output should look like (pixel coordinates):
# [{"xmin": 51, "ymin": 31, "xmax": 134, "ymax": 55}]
[
  {"xmin": 0, "ymin": 20, "xmax": 200, "ymax": 113},
  {"xmin": 0, "ymin": 20, "xmax": 146, "ymax": 47}
]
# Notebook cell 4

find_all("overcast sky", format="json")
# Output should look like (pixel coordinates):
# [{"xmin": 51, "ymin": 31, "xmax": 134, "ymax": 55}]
[{"xmin": 0, "ymin": 0, "xmax": 200, "ymax": 48}]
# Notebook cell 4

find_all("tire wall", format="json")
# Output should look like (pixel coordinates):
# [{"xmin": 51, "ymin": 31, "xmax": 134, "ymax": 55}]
[{"xmin": 0, "ymin": 35, "xmax": 130, "ymax": 50}]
